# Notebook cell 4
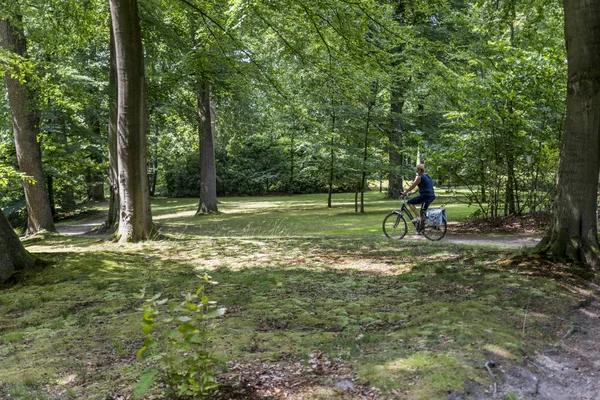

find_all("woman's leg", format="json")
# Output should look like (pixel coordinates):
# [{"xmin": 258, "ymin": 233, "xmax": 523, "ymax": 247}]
[{"xmin": 408, "ymin": 195, "xmax": 424, "ymax": 221}]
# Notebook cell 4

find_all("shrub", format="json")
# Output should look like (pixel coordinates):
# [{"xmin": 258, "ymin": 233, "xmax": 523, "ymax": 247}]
[{"xmin": 135, "ymin": 275, "xmax": 225, "ymax": 399}]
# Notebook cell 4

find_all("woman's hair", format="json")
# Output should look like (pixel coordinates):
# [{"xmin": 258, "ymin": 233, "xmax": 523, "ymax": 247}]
[{"xmin": 416, "ymin": 164, "xmax": 425, "ymax": 173}]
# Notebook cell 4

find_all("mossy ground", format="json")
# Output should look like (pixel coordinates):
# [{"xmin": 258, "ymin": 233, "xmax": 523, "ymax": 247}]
[{"xmin": 0, "ymin": 193, "xmax": 589, "ymax": 399}]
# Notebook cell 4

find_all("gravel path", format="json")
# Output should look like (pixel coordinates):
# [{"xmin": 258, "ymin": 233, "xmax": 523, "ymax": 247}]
[{"xmin": 445, "ymin": 234, "xmax": 541, "ymax": 248}]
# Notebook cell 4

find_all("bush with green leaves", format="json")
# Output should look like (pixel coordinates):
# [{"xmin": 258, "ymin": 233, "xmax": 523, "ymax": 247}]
[{"xmin": 135, "ymin": 275, "xmax": 225, "ymax": 399}]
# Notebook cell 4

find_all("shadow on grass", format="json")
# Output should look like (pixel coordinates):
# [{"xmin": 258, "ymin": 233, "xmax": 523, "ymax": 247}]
[{"xmin": 0, "ymin": 236, "xmax": 589, "ymax": 399}]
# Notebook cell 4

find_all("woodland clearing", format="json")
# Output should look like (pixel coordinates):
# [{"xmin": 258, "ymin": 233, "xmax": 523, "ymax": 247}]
[{"xmin": 1, "ymin": 194, "xmax": 598, "ymax": 400}]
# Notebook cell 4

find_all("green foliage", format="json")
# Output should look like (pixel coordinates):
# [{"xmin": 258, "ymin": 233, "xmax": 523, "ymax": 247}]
[{"xmin": 135, "ymin": 274, "xmax": 223, "ymax": 399}]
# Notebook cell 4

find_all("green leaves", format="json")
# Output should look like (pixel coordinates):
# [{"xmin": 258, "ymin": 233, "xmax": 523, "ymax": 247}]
[
  {"xmin": 135, "ymin": 274, "xmax": 222, "ymax": 398},
  {"xmin": 134, "ymin": 368, "xmax": 159, "ymax": 399}
]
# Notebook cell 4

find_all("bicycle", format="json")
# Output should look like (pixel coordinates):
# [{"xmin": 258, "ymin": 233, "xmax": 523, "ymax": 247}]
[{"xmin": 382, "ymin": 194, "xmax": 447, "ymax": 241}]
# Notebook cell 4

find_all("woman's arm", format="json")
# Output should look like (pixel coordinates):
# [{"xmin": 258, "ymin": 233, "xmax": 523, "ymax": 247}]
[{"xmin": 403, "ymin": 176, "xmax": 421, "ymax": 194}]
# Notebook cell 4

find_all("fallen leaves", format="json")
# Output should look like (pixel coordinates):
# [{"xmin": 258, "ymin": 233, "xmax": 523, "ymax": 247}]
[{"xmin": 216, "ymin": 353, "xmax": 381, "ymax": 399}]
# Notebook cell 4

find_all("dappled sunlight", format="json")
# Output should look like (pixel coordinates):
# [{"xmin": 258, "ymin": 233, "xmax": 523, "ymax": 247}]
[
  {"xmin": 483, "ymin": 344, "xmax": 520, "ymax": 361},
  {"xmin": 153, "ymin": 209, "xmax": 196, "ymax": 221},
  {"xmin": 4, "ymin": 194, "xmax": 592, "ymax": 399}
]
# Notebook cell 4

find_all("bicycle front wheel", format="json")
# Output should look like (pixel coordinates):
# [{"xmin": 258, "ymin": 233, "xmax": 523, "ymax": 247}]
[
  {"xmin": 422, "ymin": 220, "xmax": 447, "ymax": 241},
  {"xmin": 383, "ymin": 213, "xmax": 408, "ymax": 240}
]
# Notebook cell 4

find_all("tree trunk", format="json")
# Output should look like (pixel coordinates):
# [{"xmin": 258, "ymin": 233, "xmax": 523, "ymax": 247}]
[
  {"xmin": 196, "ymin": 80, "xmax": 218, "ymax": 214},
  {"xmin": 387, "ymin": 1, "xmax": 407, "ymax": 200},
  {"xmin": 360, "ymin": 98, "xmax": 373, "ymax": 214},
  {"xmin": 47, "ymin": 175, "xmax": 56, "ymax": 216},
  {"xmin": 505, "ymin": 151, "xmax": 517, "ymax": 215},
  {"xmin": 106, "ymin": 26, "xmax": 119, "ymax": 228},
  {"xmin": 327, "ymin": 102, "xmax": 336, "ymax": 208},
  {"xmin": 536, "ymin": 0, "xmax": 600, "ymax": 267},
  {"xmin": 148, "ymin": 126, "xmax": 159, "ymax": 197},
  {"xmin": 0, "ymin": 210, "xmax": 35, "ymax": 283},
  {"xmin": 109, "ymin": 0, "xmax": 153, "ymax": 242},
  {"xmin": 86, "ymin": 115, "xmax": 105, "ymax": 202},
  {"xmin": 1, "ymin": 15, "xmax": 55, "ymax": 235},
  {"xmin": 388, "ymin": 88, "xmax": 404, "ymax": 199},
  {"xmin": 289, "ymin": 128, "xmax": 295, "ymax": 195}
]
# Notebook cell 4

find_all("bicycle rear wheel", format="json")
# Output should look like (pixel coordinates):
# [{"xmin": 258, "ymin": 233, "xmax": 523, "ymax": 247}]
[
  {"xmin": 383, "ymin": 213, "xmax": 408, "ymax": 239},
  {"xmin": 422, "ymin": 220, "xmax": 447, "ymax": 241}
]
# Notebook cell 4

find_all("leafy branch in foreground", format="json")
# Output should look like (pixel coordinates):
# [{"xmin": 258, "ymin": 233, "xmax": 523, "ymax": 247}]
[{"xmin": 135, "ymin": 274, "xmax": 225, "ymax": 399}]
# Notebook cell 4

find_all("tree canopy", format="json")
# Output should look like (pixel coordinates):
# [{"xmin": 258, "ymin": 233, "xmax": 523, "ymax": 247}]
[{"xmin": 0, "ymin": 0, "xmax": 584, "ymax": 253}]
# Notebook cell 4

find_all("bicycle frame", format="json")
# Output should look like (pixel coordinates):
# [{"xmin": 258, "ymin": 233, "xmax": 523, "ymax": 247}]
[{"xmin": 392, "ymin": 198, "xmax": 426, "ymax": 220}]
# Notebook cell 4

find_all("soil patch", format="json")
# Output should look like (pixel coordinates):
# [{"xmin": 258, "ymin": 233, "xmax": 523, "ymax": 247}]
[{"xmin": 451, "ymin": 212, "xmax": 551, "ymax": 236}]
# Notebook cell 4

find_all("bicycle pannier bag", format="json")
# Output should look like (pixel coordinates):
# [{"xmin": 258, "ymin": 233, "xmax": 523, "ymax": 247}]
[{"xmin": 426, "ymin": 208, "xmax": 446, "ymax": 227}]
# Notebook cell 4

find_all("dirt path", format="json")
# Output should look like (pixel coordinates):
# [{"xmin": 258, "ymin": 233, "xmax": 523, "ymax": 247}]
[
  {"xmin": 55, "ymin": 211, "xmax": 107, "ymax": 236},
  {"xmin": 495, "ymin": 285, "xmax": 600, "ymax": 400},
  {"xmin": 445, "ymin": 234, "xmax": 541, "ymax": 248}
]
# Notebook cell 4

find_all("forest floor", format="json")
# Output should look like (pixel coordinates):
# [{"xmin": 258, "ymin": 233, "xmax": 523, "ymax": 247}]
[{"xmin": 3, "ymin": 196, "xmax": 600, "ymax": 400}]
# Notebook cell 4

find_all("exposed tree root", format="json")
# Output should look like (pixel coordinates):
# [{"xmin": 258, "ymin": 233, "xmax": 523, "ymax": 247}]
[{"xmin": 536, "ymin": 227, "xmax": 600, "ymax": 271}]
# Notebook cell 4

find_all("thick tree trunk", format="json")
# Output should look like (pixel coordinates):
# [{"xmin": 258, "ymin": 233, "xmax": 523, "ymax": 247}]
[
  {"xmin": 109, "ymin": 0, "xmax": 153, "ymax": 242},
  {"xmin": 536, "ymin": 0, "xmax": 600, "ymax": 267},
  {"xmin": 196, "ymin": 81, "xmax": 218, "ymax": 214},
  {"xmin": 0, "ymin": 210, "xmax": 35, "ymax": 283},
  {"xmin": 106, "ymin": 27, "xmax": 119, "ymax": 228},
  {"xmin": 1, "ymin": 16, "xmax": 55, "ymax": 235}
]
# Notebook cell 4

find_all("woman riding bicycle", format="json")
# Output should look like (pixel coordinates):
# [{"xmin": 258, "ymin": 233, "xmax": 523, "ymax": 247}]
[{"xmin": 402, "ymin": 164, "xmax": 435, "ymax": 223}]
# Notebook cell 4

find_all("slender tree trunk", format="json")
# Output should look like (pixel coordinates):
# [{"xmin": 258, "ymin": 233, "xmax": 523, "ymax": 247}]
[
  {"xmin": 1, "ymin": 15, "xmax": 55, "ymax": 235},
  {"xmin": 387, "ymin": 2, "xmax": 407, "ymax": 199},
  {"xmin": 47, "ymin": 176, "xmax": 56, "ymax": 216},
  {"xmin": 0, "ymin": 210, "xmax": 35, "ymax": 283},
  {"xmin": 106, "ymin": 26, "xmax": 119, "ymax": 228},
  {"xmin": 360, "ymin": 98, "xmax": 373, "ymax": 214},
  {"xmin": 505, "ymin": 152, "xmax": 517, "ymax": 215},
  {"xmin": 196, "ymin": 80, "xmax": 218, "ymax": 214},
  {"xmin": 289, "ymin": 128, "xmax": 295, "ymax": 195},
  {"xmin": 536, "ymin": 0, "xmax": 600, "ymax": 267},
  {"xmin": 86, "ymin": 116, "xmax": 105, "ymax": 201},
  {"xmin": 388, "ymin": 89, "xmax": 404, "ymax": 199},
  {"xmin": 109, "ymin": 0, "xmax": 153, "ymax": 242},
  {"xmin": 327, "ymin": 102, "xmax": 336, "ymax": 208},
  {"xmin": 504, "ymin": 102, "xmax": 517, "ymax": 216},
  {"xmin": 149, "ymin": 129, "xmax": 158, "ymax": 197},
  {"xmin": 479, "ymin": 159, "xmax": 487, "ymax": 203}
]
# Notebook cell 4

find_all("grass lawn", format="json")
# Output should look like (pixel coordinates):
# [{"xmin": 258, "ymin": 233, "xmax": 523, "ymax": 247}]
[{"xmin": 0, "ymin": 192, "xmax": 589, "ymax": 399}]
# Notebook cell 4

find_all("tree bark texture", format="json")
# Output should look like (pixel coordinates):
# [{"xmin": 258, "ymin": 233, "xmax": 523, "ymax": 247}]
[
  {"xmin": 1, "ymin": 16, "xmax": 55, "ymax": 235},
  {"xmin": 0, "ymin": 210, "xmax": 35, "ymax": 283},
  {"xmin": 109, "ymin": 0, "xmax": 153, "ymax": 242},
  {"xmin": 196, "ymin": 81, "xmax": 218, "ymax": 214},
  {"xmin": 536, "ymin": 0, "xmax": 600, "ymax": 267},
  {"xmin": 106, "ymin": 26, "xmax": 119, "ymax": 228}
]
